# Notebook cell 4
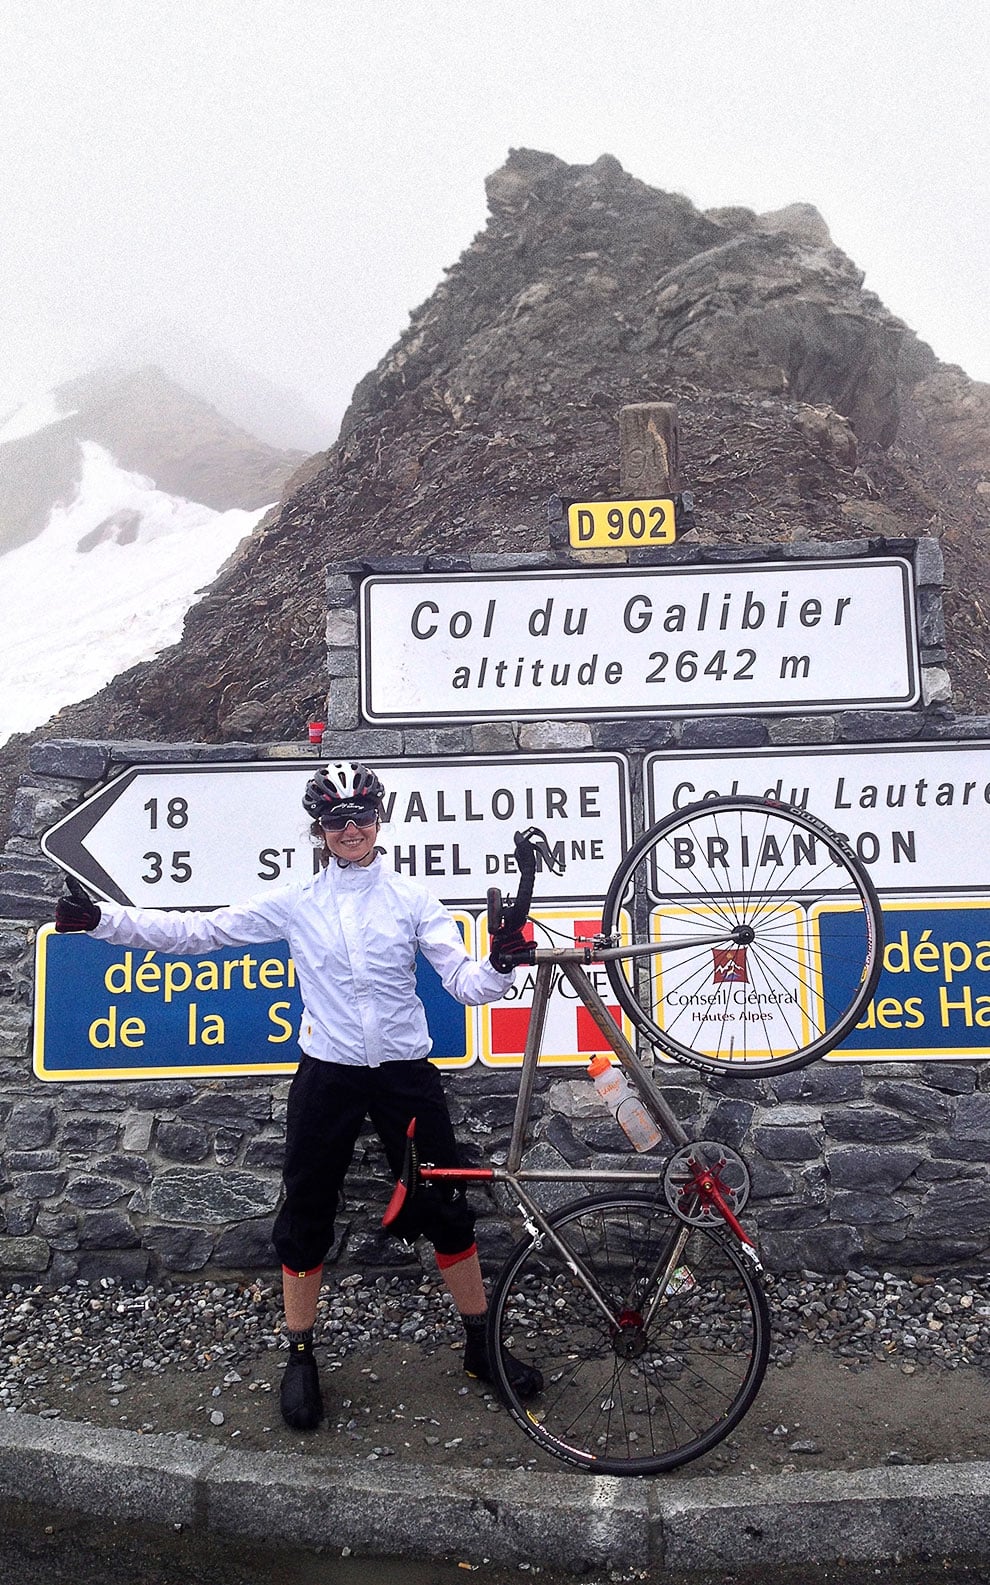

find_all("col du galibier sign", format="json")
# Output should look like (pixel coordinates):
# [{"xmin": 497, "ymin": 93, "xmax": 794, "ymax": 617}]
[{"xmin": 360, "ymin": 560, "xmax": 919, "ymax": 723}]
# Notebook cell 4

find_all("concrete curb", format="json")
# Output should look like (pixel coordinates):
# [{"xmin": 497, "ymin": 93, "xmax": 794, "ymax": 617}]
[{"xmin": 1, "ymin": 1412, "xmax": 989, "ymax": 1570}]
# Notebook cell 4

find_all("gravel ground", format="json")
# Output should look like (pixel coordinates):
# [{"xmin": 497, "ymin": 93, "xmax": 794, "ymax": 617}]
[{"xmin": 2, "ymin": 1265, "xmax": 990, "ymax": 1477}]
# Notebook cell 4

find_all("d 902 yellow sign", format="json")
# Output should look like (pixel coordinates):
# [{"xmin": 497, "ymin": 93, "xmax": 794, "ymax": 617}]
[{"xmin": 568, "ymin": 498, "xmax": 676, "ymax": 548}]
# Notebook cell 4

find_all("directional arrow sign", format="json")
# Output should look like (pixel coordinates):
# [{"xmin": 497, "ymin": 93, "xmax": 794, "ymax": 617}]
[{"xmin": 41, "ymin": 755, "xmax": 631, "ymax": 909}]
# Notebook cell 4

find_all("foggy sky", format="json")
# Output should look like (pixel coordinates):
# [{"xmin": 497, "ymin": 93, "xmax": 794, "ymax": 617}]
[{"xmin": 2, "ymin": 0, "xmax": 987, "ymax": 449}]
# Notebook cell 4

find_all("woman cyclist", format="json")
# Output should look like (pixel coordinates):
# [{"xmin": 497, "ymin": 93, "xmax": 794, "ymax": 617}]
[{"xmin": 55, "ymin": 760, "xmax": 541, "ymax": 1432}]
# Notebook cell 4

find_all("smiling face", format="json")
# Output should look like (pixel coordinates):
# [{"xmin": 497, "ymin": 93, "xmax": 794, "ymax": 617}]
[{"xmin": 320, "ymin": 808, "xmax": 380, "ymax": 866}]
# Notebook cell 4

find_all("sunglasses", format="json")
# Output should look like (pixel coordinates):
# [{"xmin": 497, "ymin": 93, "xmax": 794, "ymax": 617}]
[{"xmin": 319, "ymin": 810, "xmax": 379, "ymax": 831}]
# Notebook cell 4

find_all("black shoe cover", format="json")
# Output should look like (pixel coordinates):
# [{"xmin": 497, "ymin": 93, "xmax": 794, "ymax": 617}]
[
  {"xmin": 280, "ymin": 1346, "xmax": 323, "ymax": 1430},
  {"xmin": 464, "ymin": 1335, "xmax": 544, "ymax": 1402}
]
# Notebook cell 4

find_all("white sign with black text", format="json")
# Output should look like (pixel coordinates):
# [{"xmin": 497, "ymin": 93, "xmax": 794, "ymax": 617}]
[
  {"xmin": 647, "ymin": 743, "xmax": 990, "ymax": 894},
  {"xmin": 42, "ymin": 755, "xmax": 631, "ymax": 909},
  {"xmin": 360, "ymin": 560, "xmax": 919, "ymax": 722}
]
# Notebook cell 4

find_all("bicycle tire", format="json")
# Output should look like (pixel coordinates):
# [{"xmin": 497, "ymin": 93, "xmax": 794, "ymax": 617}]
[
  {"xmin": 601, "ymin": 796, "xmax": 884, "ymax": 1076},
  {"xmin": 487, "ymin": 1191, "xmax": 769, "ymax": 1476}
]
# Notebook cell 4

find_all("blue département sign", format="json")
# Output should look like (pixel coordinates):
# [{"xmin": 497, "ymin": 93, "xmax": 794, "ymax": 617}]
[{"xmin": 34, "ymin": 926, "xmax": 473, "ymax": 1081}]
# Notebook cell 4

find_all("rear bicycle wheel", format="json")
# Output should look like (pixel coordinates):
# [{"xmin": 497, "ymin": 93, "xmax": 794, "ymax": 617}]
[
  {"xmin": 601, "ymin": 795, "xmax": 883, "ymax": 1076},
  {"xmin": 487, "ymin": 1192, "xmax": 769, "ymax": 1476}
]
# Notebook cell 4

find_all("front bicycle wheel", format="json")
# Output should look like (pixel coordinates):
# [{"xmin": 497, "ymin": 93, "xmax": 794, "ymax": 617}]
[
  {"xmin": 601, "ymin": 796, "xmax": 883, "ymax": 1075},
  {"xmin": 487, "ymin": 1192, "xmax": 769, "ymax": 1476}
]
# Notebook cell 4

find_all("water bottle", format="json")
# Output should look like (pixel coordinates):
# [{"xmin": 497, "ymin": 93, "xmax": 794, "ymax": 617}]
[{"xmin": 587, "ymin": 1055, "xmax": 663, "ymax": 1152}]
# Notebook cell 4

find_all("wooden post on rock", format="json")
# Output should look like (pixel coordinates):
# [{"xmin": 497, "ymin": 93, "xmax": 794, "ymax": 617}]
[{"xmin": 619, "ymin": 402, "xmax": 680, "ymax": 496}]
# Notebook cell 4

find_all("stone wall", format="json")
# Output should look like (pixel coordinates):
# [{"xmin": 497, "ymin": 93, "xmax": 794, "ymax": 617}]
[{"xmin": 3, "ymin": 533, "xmax": 989, "ymax": 1284}]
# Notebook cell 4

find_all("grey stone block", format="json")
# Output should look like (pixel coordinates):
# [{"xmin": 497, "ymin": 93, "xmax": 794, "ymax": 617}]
[
  {"xmin": 0, "ymin": 1234, "xmax": 50, "ymax": 1270},
  {"xmin": 12, "ymin": 1170, "xmax": 67, "ymax": 1199},
  {"xmin": 76, "ymin": 1209, "xmax": 141, "ymax": 1249},
  {"xmin": 767, "ymin": 716, "xmax": 837, "ymax": 745},
  {"xmin": 322, "ymin": 729, "xmax": 404, "ymax": 755},
  {"xmin": 759, "ymin": 1223, "xmax": 864, "ymax": 1275},
  {"xmin": 823, "ymin": 1105, "xmax": 922, "ymax": 1143},
  {"xmin": 751, "ymin": 1125, "xmax": 822, "ymax": 1162},
  {"xmin": 144, "ymin": 1224, "xmax": 215, "ymax": 1271},
  {"xmin": 470, "ymin": 723, "xmax": 518, "ymax": 753},
  {"xmin": 829, "ymin": 1190, "xmax": 912, "ymax": 1226},
  {"xmin": 870, "ymin": 1080, "xmax": 950, "ymax": 1123},
  {"xmin": 679, "ymin": 717, "xmax": 768, "ymax": 748},
  {"xmin": 156, "ymin": 1121, "xmax": 212, "ymax": 1162},
  {"xmin": 592, "ymin": 719, "xmax": 678, "ymax": 749},
  {"xmin": 325, "ymin": 571, "xmax": 359, "ymax": 605},
  {"xmin": 324, "ymin": 608, "xmax": 358, "ymax": 646},
  {"xmin": 67, "ymin": 1174, "xmax": 129, "ymax": 1209},
  {"xmin": 107, "ymin": 742, "xmax": 260, "ymax": 764},
  {"xmin": 826, "ymin": 1145, "xmax": 924, "ymax": 1190},
  {"xmin": 911, "ymin": 1178, "xmax": 990, "ymax": 1235},
  {"xmin": 913, "ymin": 537, "xmax": 944, "ymax": 586},
  {"xmin": 837, "ymin": 711, "xmax": 924, "ymax": 741},
  {"xmin": 243, "ymin": 1136, "xmax": 286, "ymax": 1170},
  {"xmin": 705, "ymin": 1097, "xmax": 755, "ymax": 1148},
  {"xmin": 403, "ymin": 727, "xmax": 473, "ymax": 754},
  {"xmin": 953, "ymin": 1092, "xmax": 990, "ymax": 1139},
  {"xmin": 185, "ymin": 1091, "xmax": 270, "ymax": 1127},
  {"xmin": 28, "ymin": 740, "xmax": 112, "ymax": 779},
  {"xmin": 778, "ymin": 539, "xmax": 870, "ymax": 560},
  {"xmin": 917, "ymin": 588, "xmax": 946, "ymax": 647},
  {"xmin": 770, "ymin": 1065, "xmax": 864, "ymax": 1103},
  {"xmin": 148, "ymin": 1168, "xmax": 280, "ymax": 1224},
  {"xmin": 425, "ymin": 554, "xmax": 472, "ymax": 571},
  {"xmin": 518, "ymin": 721, "xmax": 593, "ymax": 751},
  {"xmin": 1, "ymin": 1199, "xmax": 37, "ymax": 1234},
  {"xmin": 469, "ymin": 552, "xmax": 552, "ymax": 570},
  {"xmin": 327, "ymin": 678, "xmax": 360, "ymax": 730},
  {"xmin": 324, "ymin": 647, "xmax": 359, "ymax": 678},
  {"xmin": 5, "ymin": 1101, "xmax": 56, "ymax": 1149},
  {"xmin": 212, "ymin": 1218, "xmax": 278, "ymax": 1268},
  {"xmin": 60, "ymin": 1117, "xmax": 120, "ymax": 1154}
]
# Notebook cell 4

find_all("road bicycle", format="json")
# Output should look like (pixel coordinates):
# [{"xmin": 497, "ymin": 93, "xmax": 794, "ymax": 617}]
[{"xmin": 385, "ymin": 796, "xmax": 884, "ymax": 1476}]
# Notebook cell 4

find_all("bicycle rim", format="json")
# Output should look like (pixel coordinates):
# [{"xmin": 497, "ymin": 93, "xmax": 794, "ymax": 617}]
[
  {"xmin": 487, "ymin": 1192, "xmax": 769, "ymax": 1476},
  {"xmin": 601, "ymin": 796, "xmax": 884, "ymax": 1075}
]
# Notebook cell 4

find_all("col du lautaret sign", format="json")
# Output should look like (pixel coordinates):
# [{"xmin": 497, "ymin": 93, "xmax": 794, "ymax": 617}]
[{"xmin": 361, "ymin": 559, "xmax": 919, "ymax": 723}]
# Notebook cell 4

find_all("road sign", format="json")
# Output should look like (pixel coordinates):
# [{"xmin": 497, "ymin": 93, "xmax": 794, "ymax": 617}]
[
  {"xmin": 567, "ymin": 498, "xmax": 676, "ymax": 549},
  {"xmin": 41, "ymin": 754, "xmax": 631, "ymax": 908},
  {"xmin": 34, "ymin": 918, "xmax": 476, "ymax": 1081},
  {"xmin": 360, "ymin": 560, "xmax": 919, "ymax": 722},
  {"xmin": 646, "ymin": 742, "xmax": 990, "ymax": 895},
  {"xmin": 479, "ymin": 905, "xmax": 634, "ymax": 1068},
  {"xmin": 827, "ymin": 898, "xmax": 990, "ymax": 1062}
]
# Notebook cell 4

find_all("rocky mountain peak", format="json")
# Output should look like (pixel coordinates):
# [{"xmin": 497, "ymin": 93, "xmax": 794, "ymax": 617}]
[{"xmin": 2, "ymin": 148, "xmax": 989, "ymax": 829}]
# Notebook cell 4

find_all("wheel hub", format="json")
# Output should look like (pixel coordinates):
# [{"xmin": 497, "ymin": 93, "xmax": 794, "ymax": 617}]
[{"xmin": 612, "ymin": 1308, "xmax": 648, "ymax": 1358}]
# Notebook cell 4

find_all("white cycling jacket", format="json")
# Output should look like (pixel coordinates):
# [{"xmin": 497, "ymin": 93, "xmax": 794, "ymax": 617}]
[{"xmin": 92, "ymin": 855, "xmax": 513, "ymax": 1067}]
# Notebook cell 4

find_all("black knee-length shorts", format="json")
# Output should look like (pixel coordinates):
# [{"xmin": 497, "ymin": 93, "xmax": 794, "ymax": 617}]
[{"xmin": 272, "ymin": 1054, "xmax": 475, "ymax": 1273}]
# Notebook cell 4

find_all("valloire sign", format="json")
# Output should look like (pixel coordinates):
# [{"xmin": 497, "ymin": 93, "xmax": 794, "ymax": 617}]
[{"xmin": 41, "ymin": 755, "xmax": 631, "ymax": 908}]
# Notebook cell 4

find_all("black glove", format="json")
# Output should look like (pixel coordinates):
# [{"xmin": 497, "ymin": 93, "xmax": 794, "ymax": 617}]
[
  {"xmin": 54, "ymin": 876, "xmax": 101, "ymax": 933},
  {"xmin": 489, "ymin": 924, "xmax": 533, "ymax": 973}
]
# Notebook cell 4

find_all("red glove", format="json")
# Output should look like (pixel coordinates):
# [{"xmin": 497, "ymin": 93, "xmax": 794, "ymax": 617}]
[
  {"xmin": 489, "ymin": 925, "xmax": 533, "ymax": 973},
  {"xmin": 55, "ymin": 877, "xmax": 101, "ymax": 933}
]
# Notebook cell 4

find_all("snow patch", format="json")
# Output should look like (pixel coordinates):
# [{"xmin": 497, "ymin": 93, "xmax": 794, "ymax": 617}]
[
  {"xmin": 0, "ymin": 441, "xmax": 267, "ymax": 745},
  {"xmin": 0, "ymin": 392, "xmax": 78, "ymax": 446}
]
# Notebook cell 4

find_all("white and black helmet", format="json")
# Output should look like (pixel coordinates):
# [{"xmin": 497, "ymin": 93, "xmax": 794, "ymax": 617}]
[{"xmin": 303, "ymin": 761, "xmax": 385, "ymax": 820}]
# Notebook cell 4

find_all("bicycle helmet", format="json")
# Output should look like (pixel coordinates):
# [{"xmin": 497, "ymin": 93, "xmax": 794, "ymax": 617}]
[{"xmin": 303, "ymin": 760, "xmax": 385, "ymax": 820}]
